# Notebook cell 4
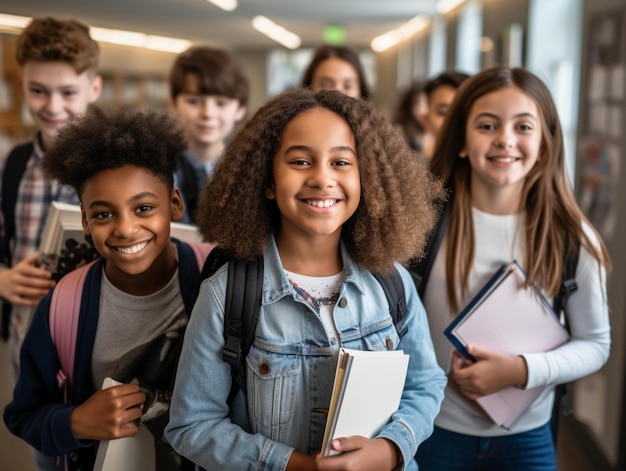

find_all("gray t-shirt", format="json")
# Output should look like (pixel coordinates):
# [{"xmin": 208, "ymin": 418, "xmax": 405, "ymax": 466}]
[{"xmin": 91, "ymin": 268, "xmax": 187, "ymax": 390}]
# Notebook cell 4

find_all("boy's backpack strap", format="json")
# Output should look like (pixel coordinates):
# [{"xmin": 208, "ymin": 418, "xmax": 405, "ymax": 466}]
[
  {"xmin": 223, "ymin": 256, "xmax": 263, "ymax": 397},
  {"xmin": 179, "ymin": 156, "xmax": 201, "ymax": 223},
  {"xmin": 49, "ymin": 260, "xmax": 97, "ymax": 404},
  {"xmin": 409, "ymin": 195, "xmax": 452, "ymax": 298},
  {"xmin": 373, "ymin": 268, "xmax": 408, "ymax": 337},
  {"xmin": 1, "ymin": 142, "xmax": 34, "ymax": 261}
]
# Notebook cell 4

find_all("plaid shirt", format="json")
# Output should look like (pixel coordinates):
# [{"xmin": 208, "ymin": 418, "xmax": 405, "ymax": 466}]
[{"xmin": 0, "ymin": 134, "xmax": 78, "ymax": 378}]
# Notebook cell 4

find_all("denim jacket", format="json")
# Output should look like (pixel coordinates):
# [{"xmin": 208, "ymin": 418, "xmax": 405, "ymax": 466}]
[{"xmin": 165, "ymin": 237, "xmax": 445, "ymax": 470}]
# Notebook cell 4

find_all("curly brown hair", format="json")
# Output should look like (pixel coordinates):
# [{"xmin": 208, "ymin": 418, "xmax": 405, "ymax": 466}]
[
  {"xmin": 197, "ymin": 88, "xmax": 443, "ymax": 273},
  {"xmin": 43, "ymin": 106, "xmax": 185, "ymax": 197},
  {"xmin": 15, "ymin": 17, "xmax": 99, "ymax": 75}
]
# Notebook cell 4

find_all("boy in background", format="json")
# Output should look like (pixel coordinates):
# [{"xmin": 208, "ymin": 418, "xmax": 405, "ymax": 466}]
[
  {"xmin": 4, "ymin": 106, "xmax": 212, "ymax": 471},
  {"xmin": 168, "ymin": 46, "xmax": 249, "ymax": 223},
  {"xmin": 0, "ymin": 16, "xmax": 101, "ymax": 378},
  {"xmin": 0, "ymin": 18, "xmax": 101, "ymax": 470}
]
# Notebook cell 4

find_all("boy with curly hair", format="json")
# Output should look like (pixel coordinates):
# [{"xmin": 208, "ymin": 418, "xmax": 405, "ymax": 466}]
[
  {"xmin": 0, "ymin": 16, "xmax": 102, "ymax": 377},
  {"xmin": 4, "ymin": 107, "xmax": 213, "ymax": 471},
  {"xmin": 168, "ymin": 45, "xmax": 249, "ymax": 223}
]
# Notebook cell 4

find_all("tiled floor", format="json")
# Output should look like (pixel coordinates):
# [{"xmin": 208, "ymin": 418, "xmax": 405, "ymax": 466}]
[{"xmin": 0, "ymin": 339, "xmax": 594, "ymax": 471}]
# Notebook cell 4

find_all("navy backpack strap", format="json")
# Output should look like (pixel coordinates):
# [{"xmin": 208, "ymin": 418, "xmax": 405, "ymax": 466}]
[
  {"xmin": 1, "ymin": 142, "xmax": 33, "ymax": 341},
  {"xmin": 1, "ymin": 142, "xmax": 33, "ymax": 265},
  {"xmin": 179, "ymin": 156, "xmax": 200, "ymax": 223}
]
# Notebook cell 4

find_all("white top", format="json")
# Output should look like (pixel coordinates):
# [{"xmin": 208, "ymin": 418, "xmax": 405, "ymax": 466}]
[
  {"xmin": 284, "ymin": 270, "xmax": 343, "ymax": 355},
  {"xmin": 424, "ymin": 207, "xmax": 611, "ymax": 435}
]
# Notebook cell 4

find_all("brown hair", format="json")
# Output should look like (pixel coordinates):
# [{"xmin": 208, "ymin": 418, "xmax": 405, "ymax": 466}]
[
  {"xmin": 169, "ymin": 46, "xmax": 249, "ymax": 106},
  {"xmin": 197, "ymin": 88, "xmax": 443, "ymax": 273},
  {"xmin": 15, "ymin": 17, "xmax": 99, "ymax": 75},
  {"xmin": 423, "ymin": 70, "xmax": 471, "ymax": 99},
  {"xmin": 430, "ymin": 67, "xmax": 611, "ymax": 311},
  {"xmin": 300, "ymin": 45, "xmax": 371, "ymax": 100}
]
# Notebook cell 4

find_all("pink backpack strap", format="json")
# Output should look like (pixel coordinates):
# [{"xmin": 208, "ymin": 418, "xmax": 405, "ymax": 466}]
[
  {"xmin": 49, "ymin": 260, "xmax": 98, "ymax": 404},
  {"xmin": 187, "ymin": 242, "xmax": 214, "ymax": 269}
]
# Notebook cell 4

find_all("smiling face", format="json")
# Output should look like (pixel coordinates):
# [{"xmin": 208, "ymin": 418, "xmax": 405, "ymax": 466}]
[
  {"xmin": 80, "ymin": 165, "xmax": 184, "ymax": 292},
  {"xmin": 21, "ymin": 60, "xmax": 102, "ymax": 151},
  {"xmin": 310, "ymin": 57, "xmax": 362, "ymax": 99},
  {"xmin": 170, "ymin": 74, "xmax": 246, "ymax": 160},
  {"xmin": 267, "ymin": 107, "xmax": 360, "ymax": 250},
  {"xmin": 460, "ymin": 86, "xmax": 542, "ymax": 213}
]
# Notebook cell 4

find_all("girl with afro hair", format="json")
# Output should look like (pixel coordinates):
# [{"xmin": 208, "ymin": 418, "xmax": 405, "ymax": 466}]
[{"xmin": 166, "ymin": 88, "xmax": 446, "ymax": 470}]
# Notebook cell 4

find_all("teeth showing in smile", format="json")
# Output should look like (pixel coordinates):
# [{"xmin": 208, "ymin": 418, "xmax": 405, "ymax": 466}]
[
  {"xmin": 490, "ymin": 157, "xmax": 518, "ymax": 163},
  {"xmin": 306, "ymin": 199, "xmax": 337, "ymax": 208},
  {"xmin": 116, "ymin": 241, "xmax": 148, "ymax": 254}
]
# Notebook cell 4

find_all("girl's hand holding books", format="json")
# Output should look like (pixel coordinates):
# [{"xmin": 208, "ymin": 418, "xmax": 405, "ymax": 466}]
[{"xmin": 450, "ymin": 345, "xmax": 529, "ymax": 400}]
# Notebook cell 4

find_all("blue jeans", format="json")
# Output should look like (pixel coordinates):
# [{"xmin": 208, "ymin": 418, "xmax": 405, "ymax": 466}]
[{"xmin": 416, "ymin": 422, "xmax": 556, "ymax": 471}]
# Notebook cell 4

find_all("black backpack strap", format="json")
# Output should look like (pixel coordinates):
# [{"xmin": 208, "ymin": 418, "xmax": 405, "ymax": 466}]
[
  {"xmin": 374, "ymin": 269, "xmax": 408, "ymax": 337},
  {"xmin": 223, "ymin": 256, "xmax": 263, "ymax": 398},
  {"xmin": 550, "ymin": 238, "xmax": 580, "ymax": 441},
  {"xmin": 409, "ymin": 193, "xmax": 452, "ymax": 298},
  {"xmin": 552, "ymin": 240, "xmax": 580, "ymax": 321},
  {"xmin": 1, "ymin": 142, "xmax": 34, "ymax": 266},
  {"xmin": 196, "ymin": 248, "xmax": 264, "ymax": 400},
  {"xmin": 178, "ymin": 156, "xmax": 200, "ymax": 223},
  {"xmin": 1, "ymin": 142, "xmax": 33, "ymax": 341}
]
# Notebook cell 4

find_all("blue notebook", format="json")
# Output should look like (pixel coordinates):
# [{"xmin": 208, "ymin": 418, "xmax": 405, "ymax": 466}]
[{"xmin": 444, "ymin": 261, "xmax": 570, "ymax": 429}]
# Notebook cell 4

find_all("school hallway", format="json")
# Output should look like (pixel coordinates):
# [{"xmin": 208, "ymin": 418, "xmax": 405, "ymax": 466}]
[{"xmin": 0, "ymin": 338, "xmax": 595, "ymax": 471}]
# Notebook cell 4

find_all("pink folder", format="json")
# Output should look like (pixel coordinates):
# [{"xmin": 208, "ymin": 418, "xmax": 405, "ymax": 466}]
[{"xmin": 444, "ymin": 261, "xmax": 570, "ymax": 429}]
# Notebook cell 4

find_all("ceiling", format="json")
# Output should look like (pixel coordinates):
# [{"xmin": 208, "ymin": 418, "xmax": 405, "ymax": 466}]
[{"xmin": 0, "ymin": 0, "xmax": 440, "ymax": 50}]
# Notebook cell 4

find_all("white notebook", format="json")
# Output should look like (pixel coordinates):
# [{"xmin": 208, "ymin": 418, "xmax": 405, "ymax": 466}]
[
  {"xmin": 321, "ymin": 348, "xmax": 409, "ymax": 456},
  {"xmin": 93, "ymin": 377, "xmax": 155, "ymax": 471}
]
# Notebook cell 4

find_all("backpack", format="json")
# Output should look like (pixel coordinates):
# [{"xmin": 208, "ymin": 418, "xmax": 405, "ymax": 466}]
[
  {"xmin": 49, "ymin": 241, "xmax": 213, "ymax": 400},
  {"xmin": 409, "ymin": 194, "xmax": 580, "ymax": 440},
  {"xmin": 0, "ymin": 142, "xmax": 34, "ymax": 340},
  {"xmin": 178, "ymin": 156, "xmax": 202, "ymax": 223},
  {"xmin": 198, "ymin": 247, "xmax": 409, "ymax": 398}
]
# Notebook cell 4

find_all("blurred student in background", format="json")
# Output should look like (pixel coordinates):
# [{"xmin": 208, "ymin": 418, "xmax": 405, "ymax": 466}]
[
  {"xmin": 169, "ymin": 46, "xmax": 249, "ymax": 223},
  {"xmin": 301, "ymin": 45, "xmax": 371, "ymax": 100},
  {"xmin": 420, "ymin": 71, "xmax": 470, "ymax": 159},
  {"xmin": 394, "ymin": 80, "xmax": 428, "ymax": 152}
]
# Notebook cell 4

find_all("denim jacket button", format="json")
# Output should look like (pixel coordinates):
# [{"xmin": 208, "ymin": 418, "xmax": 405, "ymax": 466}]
[
  {"xmin": 385, "ymin": 337, "xmax": 394, "ymax": 350},
  {"xmin": 259, "ymin": 360, "xmax": 271, "ymax": 375},
  {"xmin": 338, "ymin": 298, "xmax": 347, "ymax": 308}
]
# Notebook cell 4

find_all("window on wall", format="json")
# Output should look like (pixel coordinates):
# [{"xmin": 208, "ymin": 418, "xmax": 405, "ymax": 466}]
[{"xmin": 455, "ymin": 0, "xmax": 483, "ymax": 74}]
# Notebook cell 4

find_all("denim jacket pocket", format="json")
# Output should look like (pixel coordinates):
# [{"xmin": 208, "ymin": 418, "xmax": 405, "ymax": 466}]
[
  {"xmin": 347, "ymin": 321, "xmax": 402, "ymax": 352},
  {"xmin": 246, "ymin": 345, "xmax": 300, "ymax": 441}
]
